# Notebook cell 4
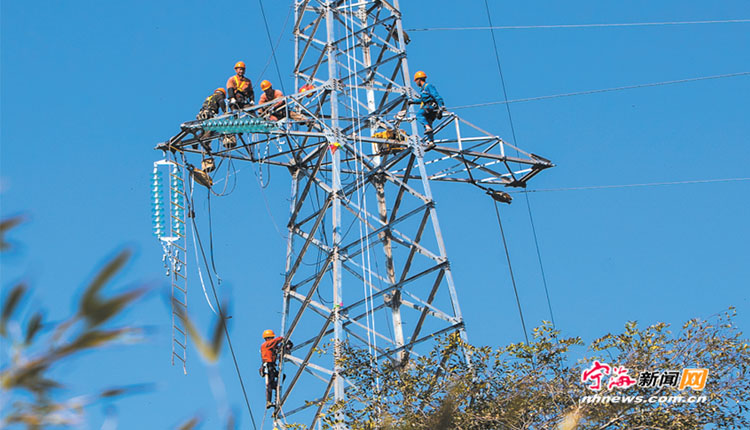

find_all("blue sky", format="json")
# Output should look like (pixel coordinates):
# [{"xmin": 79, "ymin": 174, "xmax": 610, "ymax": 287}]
[{"xmin": 2, "ymin": 1, "xmax": 749, "ymax": 428}]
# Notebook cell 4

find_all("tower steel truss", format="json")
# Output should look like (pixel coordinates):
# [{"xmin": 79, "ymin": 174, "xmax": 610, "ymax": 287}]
[{"xmin": 156, "ymin": 1, "xmax": 553, "ymax": 428}]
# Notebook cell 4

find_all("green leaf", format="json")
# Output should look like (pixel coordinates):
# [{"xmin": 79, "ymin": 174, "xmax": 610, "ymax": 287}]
[
  {"xmin": 24, "ymin": 312, "xmax": 43, "ymax": 344},
  {"xmin": 56, "ymin": 328, "xmax": 132, "ymax": 357},
  {"xmin": 210, "ymin": 304, "xmax": 228, "ymax": 358},
  {"xmin": 80, "ymin": 249, "xmax": 132, "ymax": 323},
  {"xmin": 174, "ymin": 299, "xmax": 218, "ymax": 363},
  {"xmin": 79, "ymin": 249, "xmax": 148, "ymax": 327},
  {"xmin": 84, "ymin": 287, "xmax": 148, "ymax": 328},
  {"xmin": 1, "ymin": 357, "xmax": 60, "ymax": 394},
  {"xmin": 0, "ymin": 215, "xmax": 27, "ymax": 251},
  {"xmin": 99, "ymin": 383, "xmax": 153, "ymax": 399},
  {"xmin": 1, "ymin": 283, "xmax": 27, "ymax": 336},
  {"xmin": 178, "ymin": 416, "xmax": 201, "ymax": 430}
]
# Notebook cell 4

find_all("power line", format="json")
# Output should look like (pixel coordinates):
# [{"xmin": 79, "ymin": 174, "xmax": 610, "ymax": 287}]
[
  {"xmin": 407, "ymin": 19, "xmax": 750, "ymax": 32},
  {"xmin": 509, "ymin": 177, "xmax": 750, "ymax": 194},
  {"xmin": 482, "ymin": 0, "xmax": 519, "ymax": 146},
  {"xmin": 450, "ymin": 72, "xmax": 750, "ymax": 110},
  {"xmin": 523, "ymin": 198, "xmax": 555, "ymax": 328},
  {"xmin": 493, "ymin": 201, "xmax": 530, "ymax": 346},
  {"xmin": 186, "ymin": 180, "xmax": 259, "ymax": 430},
  {"xmin": 258, "ymin": 0, "xmax": 287, "ymax": 94},
  {"xmin": 483, "ymin": 0, "xmax": 557, "ymax": 332},
  {"xmin": 255, "ymin": 4, "xmax": 294, "ymax": 86}
]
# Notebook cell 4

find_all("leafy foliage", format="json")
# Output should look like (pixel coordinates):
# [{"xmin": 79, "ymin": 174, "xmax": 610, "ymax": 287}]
[
  {"xmin": 333, "ymin": 311, "xmax": 749, "ymax": 430},
  {"xmin": 0, "ymin": 215, "xmax": 27, "ymax": 251},
  {"xmin": 0, "ymin": 218, "xmax": 148, "ymax": 429}
]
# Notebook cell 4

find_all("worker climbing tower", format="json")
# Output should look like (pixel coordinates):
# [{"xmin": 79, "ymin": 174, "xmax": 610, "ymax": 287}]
[{"xmin": 156, "ymin": 1, "xmax": 552, "ymax": 428}]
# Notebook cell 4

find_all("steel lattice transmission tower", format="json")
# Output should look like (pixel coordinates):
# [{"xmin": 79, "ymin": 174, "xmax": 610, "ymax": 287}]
[{"xmin": 156, "ymin": 1, "xmax": 553, "ymax": 428}]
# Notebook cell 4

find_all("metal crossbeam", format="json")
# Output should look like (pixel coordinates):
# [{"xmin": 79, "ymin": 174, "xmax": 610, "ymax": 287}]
[{"xmin": 154, "ymin": 1, "xmax": 553, "ymax": 427}]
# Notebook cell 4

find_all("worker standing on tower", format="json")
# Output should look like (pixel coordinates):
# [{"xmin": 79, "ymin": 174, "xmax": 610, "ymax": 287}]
[
  {"xmin": 196, "ymin": 88, "xmax": 227, "ymax": 120},
  {"xmin": 411, "ymin": 70, "xmax": 445, "ymax": 138},
  {"xmin": 259, "ymin": 329, "xmax": 291, "ymax": 409},
  {"xmin": 227, "ymin": 61, "xmax": 254, "ymax": 109}
]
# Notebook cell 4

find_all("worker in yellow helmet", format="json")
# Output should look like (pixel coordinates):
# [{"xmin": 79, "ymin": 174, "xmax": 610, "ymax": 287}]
[
  {"xmin": 196, "ymin": 88, "xmax": 227, "ymax": 120},
  {"xmin": 410, "ymin": 70, "xmax": 445, "ymax": 138},
  {"xmin": 259, "ymin": 329, "xmax": 292, "ymax": 409},
  {"xmin": 226, "ymin": 61, "xmax": 255, "ymax": 109}
]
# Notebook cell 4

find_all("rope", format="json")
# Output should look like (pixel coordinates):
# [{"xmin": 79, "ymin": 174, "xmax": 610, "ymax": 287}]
[
  {"xmin": 523, "ymin": 197, "xmax": 555, "ymax": 328},
  {"xmin": 483, "ymin": 0, "xmax": 557, "ymax": 328},
  {"xmin": 206, "ymin": 192, "xmax": 223, "ymax": 284},
  {"xmin": 482, "ymin": 0, "xmax": 519, "ymax": 151},
  {"xmin": 450, "ymin": 72, "xmax": 750, "ymax": 110},
  {"xmin": 406, "ymin": 19, "xmax": 750, "ymax": 32},
  {"xmin": 492, "ymin": 201, "xmax": 530, "ymax": 346},
  {"xmin": 254, "ymin": 163, "xmax": 287, "ymax": 240},
  {"xmin": 210, "ymin": 155, "xmax": 238, "ymax": 197},
  {"xmin": 260, "ymin": 407, "xmax": 268, "ymax": 430},
  {"xmin": 510, "ymin": 177, "xmax": 750, "ymax": 194},
  {"xmin": 257, "ymin": 0, "xmax": 287, "ymax": 94},
  {"xmin": 186, "ymin": 180, "xmax": 259, "ymax": 430},
  {"xmin": 181, "ymin": 170, "xmax": 218, "ymax": 316},
  {"xmin": 344, "ymin": 1, "xmax": 380, "ymax": 372},
  {"xmin": 188, "ymin": 196, "xmax": 219, "ymax": 316},
  {"xmin": 255, "ymin": 4, "xmax": 294, "ymax": 86}
]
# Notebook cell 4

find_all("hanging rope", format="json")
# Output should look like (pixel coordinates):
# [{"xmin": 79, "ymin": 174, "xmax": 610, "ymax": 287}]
[
  {"xmin": 492, "ymin": 201, "xmax": 530, "ymax": 346},
  {"xmin": 188, "ymin": 199, "xmax": 219, "ymax": 316},
  {"xmin": 260, "ymin": 407, "xmax": 268, "ymax": 430},
  {"xmin": 483, "ymin": 0, "xmax": 557, "ymax": 328},
  {"xmin": 523, "ymin": 198, "xmax": 555, "ymax": 328},
  {"xmin": 344, "ymin": 1, "xmax": 380, "ymax": 370},
  {"xmin": 257, "ymin": 0, "xmax": 287, "ymax": 94},
  {"xmin": 206, "ymin": 192, "xmax": 223, "ymax": 284},
  {"xmin": 184, "ymin": 172, "xmax": 259, "ymax": 430},
  {"xmin": 255, "ymin": 3, "xmax": 294, "ymax": 86}
]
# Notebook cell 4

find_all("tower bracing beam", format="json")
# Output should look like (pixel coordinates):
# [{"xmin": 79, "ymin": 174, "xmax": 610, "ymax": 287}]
[{"xmin": 155, "ymin": 1, "xmax": 553, "ymax": 427}]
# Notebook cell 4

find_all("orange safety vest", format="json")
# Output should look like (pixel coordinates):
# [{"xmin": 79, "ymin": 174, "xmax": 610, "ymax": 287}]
[
  {"xmin": 231, "ymin": 75, "xmax": 251, "ymax": 93},
  {"xmin": 260, "ymin": 336, "xmax": 284, "ymax": 363}
]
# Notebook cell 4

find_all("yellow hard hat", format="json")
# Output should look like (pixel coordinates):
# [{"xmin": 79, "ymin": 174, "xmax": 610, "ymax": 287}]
[
  {"xmin": 215, "ymin": 88, "xmax": 226, "ymax": 95},
  {"xmin": 263, "ymin": 329, "xmax": 275, "ymax": 339},
  {"xmin": 261, "ymin": 80, "xmax": 272, "ymax": 91},
  {"xmin": 234, "ymin": 61, "xmax": 246, "ymax": 69},
  {"xmin": 413, "ymin": 70, "xmax": 426, "ymax": 81}
]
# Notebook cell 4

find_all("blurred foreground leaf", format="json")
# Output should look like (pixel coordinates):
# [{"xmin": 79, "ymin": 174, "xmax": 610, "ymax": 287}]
[
  {"xmin": 1, "ymin": 239, "xmax": 150, "ymax": 429},
  {"xmin": 0, "ymin": 215, "xmax": 27, "ymax": 251},
  {"xmin": 1, "ymin": 283, "xmax": 27, "ymax": 336}
]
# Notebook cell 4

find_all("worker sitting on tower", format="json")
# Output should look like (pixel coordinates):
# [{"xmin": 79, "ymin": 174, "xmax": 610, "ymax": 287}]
[
  {"xmin": 258, "ymin": 80, "xmax": 286, "ymax": 120},
  {"xmin": 259, "ymin": 329, "xmax": 292, "ymax": 409},
  {"xmin": 258, "ymin": 80, "xmax": 308, "ymax": 122},
  {"xmin": 195, "ymin": 87, "xmax": 237, "ymax": 148},
  {"xmin": 227, "ymin": 61, "xmax": 255, "ymax": 110},
  {"xmin": 196, "ymin": 88, "xmax": 227, "ymax": 120},
  {"xmin": 410, "ymin": 70, "xmax": 445, "ymax": 139}
]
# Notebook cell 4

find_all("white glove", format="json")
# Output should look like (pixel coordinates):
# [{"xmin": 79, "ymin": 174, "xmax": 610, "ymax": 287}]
[{"xmin": 230, "ymin": 98, "xmax": 237, "ymax": 105}]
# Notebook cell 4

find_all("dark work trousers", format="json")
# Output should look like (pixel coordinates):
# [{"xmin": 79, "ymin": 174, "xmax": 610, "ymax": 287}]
[{"xmin": 263, "ymin": 362, "xmax": 279, "ymax": 404}]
